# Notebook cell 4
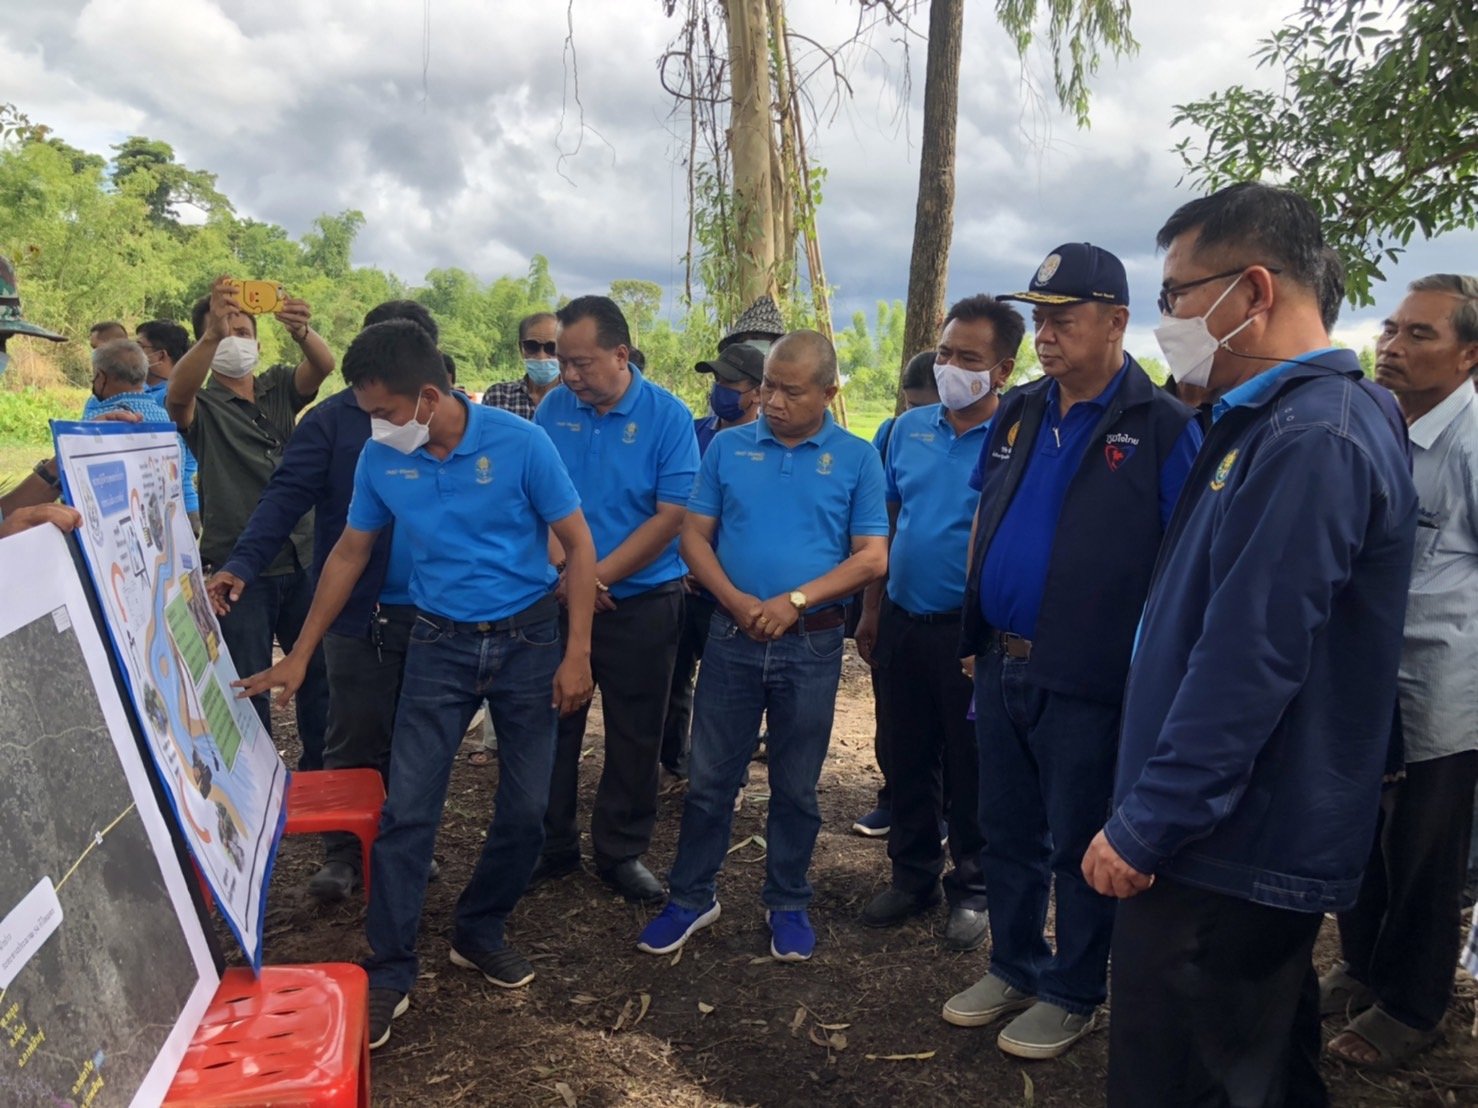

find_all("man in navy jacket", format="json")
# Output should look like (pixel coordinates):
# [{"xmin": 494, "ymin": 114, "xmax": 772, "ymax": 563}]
[
  {"xmin": 942, "ymin": 246, "xmax": 1202, "ymax": 1060},
  {"xmin": 208, "ymin": 299, "xmax": 440, "ymax": 904},
  {"xmin": 1085, "ymin": 183, "xmax": 1417, "ymax": 1107}
]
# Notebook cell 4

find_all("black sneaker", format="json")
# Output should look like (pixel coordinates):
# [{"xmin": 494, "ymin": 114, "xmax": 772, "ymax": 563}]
[
  {"xmin": 307, "ymin": 860, "xmax": 359, "ymax": 905},
  {"xmin": 368, "ymin": 989, "xmax": 408, "ymax": 1050},
  {"xmin": 449, "ymin": 945, "xmax": 535, "ymax": 989}
]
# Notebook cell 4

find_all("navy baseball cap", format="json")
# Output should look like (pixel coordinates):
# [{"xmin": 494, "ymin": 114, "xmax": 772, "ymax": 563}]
[
  {"xmin": 695, "ymin": 342, "xmax": 764, "ymax": 384},
  {"xmin": 999, "ymin": 243, "xmax": 1129, "ymax": 307}
]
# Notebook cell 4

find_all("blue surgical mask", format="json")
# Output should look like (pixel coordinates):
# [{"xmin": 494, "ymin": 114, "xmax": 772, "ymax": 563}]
[
  {"xmin": 524, "ymin": 358, "xmax": 560, "ymax": 386},
  {"xmin": 709, "ymin": 381, "xmax": 749, "ymax": 422}
]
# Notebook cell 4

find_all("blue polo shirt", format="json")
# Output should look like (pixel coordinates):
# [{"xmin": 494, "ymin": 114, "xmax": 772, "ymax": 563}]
[
  {"xmin": 885, "ymin": 404, "xmax": 991, "ymax": 614},
  {"xmin": 975, "ymin": 362, "xmax": 1130, "ymax": 639},
  {"xmin": 535, "ymin": 369, "xmax": 699, "ymax": 599},
  {"xmin": 688, "ymin": 413, "xmax": 889, "ymax": 607},
  {"xmin": 347, "ymin": 393, "xmax": 580, "ymax": 623}
]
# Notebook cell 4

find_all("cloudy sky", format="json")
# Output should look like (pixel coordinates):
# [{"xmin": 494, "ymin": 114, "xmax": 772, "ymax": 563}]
[{"xmin": 6, "ymin": 0, "xmax": 1473, "ymax": 357}]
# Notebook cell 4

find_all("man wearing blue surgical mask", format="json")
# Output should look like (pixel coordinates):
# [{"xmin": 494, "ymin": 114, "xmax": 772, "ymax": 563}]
[{"xmin": 482, "ymin": 312, "xmax": 561, "ymax": 420}]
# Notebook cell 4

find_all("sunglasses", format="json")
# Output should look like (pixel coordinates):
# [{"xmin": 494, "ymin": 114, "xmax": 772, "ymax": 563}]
[{"xmin": 521, "ymin": 339, "xmax": 557, "ymax": 357}]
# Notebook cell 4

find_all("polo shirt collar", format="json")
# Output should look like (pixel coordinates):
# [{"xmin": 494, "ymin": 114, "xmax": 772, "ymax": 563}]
[
  {"xmin": 410, "ymin": 390, "xmax": 480, "ymax": 460},
  {"xmin": 1408, "ymin": 382, "xmax": 1475, "ymax": 451},
  {"xmin": 930, "ymin": 402, "xmax": 991, "ymax": 437},
  {"xmin": 1212, "ymin": 346, "xmax": 1343, "ymax": 422},
  {"xmin": 573, "ymin": 366, "xmax": 645, "ymax": 417},
  {"xmin": 756, "ymin": 410, "xmax": 835, "ymax": 448},
  {"xmin": 1045, "ymin": 354, "xmax": 1130, "ymax": 417}
]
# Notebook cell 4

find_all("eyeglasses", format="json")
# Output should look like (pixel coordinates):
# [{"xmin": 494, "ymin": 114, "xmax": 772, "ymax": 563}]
[
  {"xmin": 1157, "ymin": 266, "xmax": 1282, "ymax": 316},
  {"xmin": 520, "ymin": 339, "xmax": 557, "ymax": 357}
]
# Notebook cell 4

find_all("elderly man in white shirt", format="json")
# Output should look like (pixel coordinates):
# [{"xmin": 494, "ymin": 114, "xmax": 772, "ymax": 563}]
[{"xmin": 1321, "ymin": 273, "xmax": 1478, "ymax": 1070}]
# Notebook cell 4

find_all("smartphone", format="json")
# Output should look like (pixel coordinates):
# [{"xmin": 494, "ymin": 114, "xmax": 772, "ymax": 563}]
[{"xmin": 226, "ymin": 279, "xmax": 287, "ymax": 315}]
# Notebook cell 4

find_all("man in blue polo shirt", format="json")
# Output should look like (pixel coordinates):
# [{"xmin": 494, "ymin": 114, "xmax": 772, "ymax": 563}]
[
  {"xmin": 854, "ymin": 295, "xmax": 1023, "ymax": 953},
  {"xmin": 532, "ymin": 295, "xmax": 700, "ymax": 903},
  {"xmin": 208, "ymin": 300, "xmax": 440, "ymax": 905},
  {"xmin": 941, "ymin": 244, "xmax": 1202, "ymax": 1060},
  {"xmin": 636, "ymin": 329, "xmax": 889, "ymax": 962},
  {"xmin": 236, "ymin": 319, "xmax": 597, "ymax": 1051}
]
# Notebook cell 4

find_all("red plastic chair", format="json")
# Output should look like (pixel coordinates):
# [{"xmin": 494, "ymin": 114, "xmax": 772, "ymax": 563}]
[
  {"xmin": 164, "ymin": 964, "xmax": 369, "ymax": 1107},
  {"xmin": 283, "ymin": 769, "xmax": 386, "ymax": 902}
]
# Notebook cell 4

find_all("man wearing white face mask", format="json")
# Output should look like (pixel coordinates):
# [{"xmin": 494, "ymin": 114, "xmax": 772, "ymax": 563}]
[
  {"xmin": 943, "ymin": 245, "xmax": 1202, "ymax": 1060},
  {"xmin": 1086, "ymin": 183, "xmax": 1418, "ymax": 1107},
  {"xmin": 854, "ymin": 296, "xmax": 1021, "ymax": 952},
  {"xmin": 167, "ymin": 275, "xmax": 337, "ymax": 769}
]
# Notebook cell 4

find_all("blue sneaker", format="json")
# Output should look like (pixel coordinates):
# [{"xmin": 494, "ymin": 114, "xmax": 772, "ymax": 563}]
[
  {"xmin": 852, "ymin": 807, "xmax": 891, "ymax": 838},
  {"xmin": 636, "ymin": 900, "xmax": 721, "ymax": 955},
  {"xmin": 767, "ymin": 909, "xmax": 815, "ymax": 962}
]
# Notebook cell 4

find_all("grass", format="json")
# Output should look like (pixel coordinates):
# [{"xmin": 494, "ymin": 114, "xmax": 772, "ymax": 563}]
[{"xmin": 842, "ymin": 397, "xmax": 895, "ymax": 445}]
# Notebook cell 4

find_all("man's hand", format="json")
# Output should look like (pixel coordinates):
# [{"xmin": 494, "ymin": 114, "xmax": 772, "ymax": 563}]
[
  {"xmin": 206, "ymin": 570, "xmax": 247, "ymax": 616},
  {"xmin": 90, "ymin": 409, "xmax": 143, "ymax": 424},
  {"xmin": 552, "ymin": 653, "xmax": 594, "ymax": 716},
  {"xmin": 960, "ymin": 655, "xmax": 976, "ymax": 681},
  {"xmin": 203, "ymin": 277, "xmax": 245, "ymax": 341},
  {"xmin": 855, "ymin": 606, "xmax": 880, "ymax": 666},
  {"xmin": 1081, "ymin": 830, "xmax": 1154, "ymax": 899},
  {"xmin": 274, "ymin": 297, "xmax": 312, "ymax": 343},
  {"xmin": 233, "ymin": 652, "xmax": 308, "ymax": 711},
  {"xmin": 0, "ymin": 503, "xmax": 81, "ymax": 540},
  {"xmin": 753, "ymin": 595, "xmax": 801, "ymax": 641},
  {"xmin": 594, "ymin": 587, "xmax": 617, "ymax": 614}
]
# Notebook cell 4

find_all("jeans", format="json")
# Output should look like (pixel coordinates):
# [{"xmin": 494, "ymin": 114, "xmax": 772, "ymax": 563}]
[
  {"xmin": 319, "ymin": 604, "xmax": 416, "ymax": 869},
  {"xmin": 974, "ymin": 649, "xmax": 1119, "ymax": 1015},
  {"xmin": 543, "ymin": 582, "xmax": 683, "ymax": 869},
  {"xmin": 668, "ymin": 612, "xmax": 844, "ymax": 912},
  {"xmin": 218, "ymin": 564, "xmax": 329, "ymax": 770},
  {"xmin": 363, "ymin": 612, "xmax": 560, "ymax": 994}
]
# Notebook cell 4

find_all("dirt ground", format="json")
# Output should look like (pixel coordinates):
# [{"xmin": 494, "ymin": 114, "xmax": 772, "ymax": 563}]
[{"xmin": 250, "ymin": 645, "xmax": 1478, "ymax": 1107}]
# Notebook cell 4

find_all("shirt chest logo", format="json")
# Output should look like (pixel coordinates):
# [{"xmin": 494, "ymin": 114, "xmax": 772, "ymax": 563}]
[
  {"xmin": 385, "ymin": 467, "xmax": 420, "ymax": 480},
  {"xmin": 1210, "ymin": 449, "xmax": 1239, "ymax": 491},
  {"xmin": 475, "ymin": 456, "xmax": 493, "ymax": 485},
  {"xmin": 990, "ymin": 419, "xmax": 1021, "ymax": 463},
  {"xmin": 1104, "ymin": 432, "xmax": 1139, "ymax": 472},
  {"xmin": 816, "ymin": 451, "xmax": 834, "ymax": 475},
  {"xmin": 556, "ymin": 420, "xmax": 582, "ymax": 434},
  {"xmin": 622, "ymin": 421, "xmax": 639, "ymax": 444}
]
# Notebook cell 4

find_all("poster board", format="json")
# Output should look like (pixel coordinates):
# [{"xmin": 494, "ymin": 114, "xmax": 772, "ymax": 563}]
[
  {"xmin": 53, "ymin": 421, "xmax": 287, "ymax": 969},
  {"xmin": 0, "ymin": 522, "xmax": 219, "ymax": 1106}
]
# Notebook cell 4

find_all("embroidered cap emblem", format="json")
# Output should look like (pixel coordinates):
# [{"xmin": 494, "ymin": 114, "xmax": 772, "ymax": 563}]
[{"xmin": 1035, "ymin": 253, "xmax": 1062, "ymax": 285}]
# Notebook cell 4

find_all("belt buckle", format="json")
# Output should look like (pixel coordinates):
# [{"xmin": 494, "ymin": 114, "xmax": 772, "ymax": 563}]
[{"xmin": 476, "ymin": 621, "xmax": 493, "ymax": 633}]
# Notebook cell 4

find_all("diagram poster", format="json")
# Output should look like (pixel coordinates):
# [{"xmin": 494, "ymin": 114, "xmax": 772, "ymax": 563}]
[
  {"xmin": 54, "ymin": 421, "xmax": 287, "ymax": 969},
  {"xmin": 0, "ymin": 522, "xmax": 219, "ymax": 1106}
]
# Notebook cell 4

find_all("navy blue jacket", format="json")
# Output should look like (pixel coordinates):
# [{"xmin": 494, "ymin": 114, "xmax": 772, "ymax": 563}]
[
  {"xmin": 960, "ymin": 358, "xmax": 1198, "ymax": 703},
  {"xmin": 219, "ymin": 388, "xmax": 393, "ymax": 640},
  {"xmin": 1105, "ymin": 349, "xmax": 1417, "ymax": 912}
]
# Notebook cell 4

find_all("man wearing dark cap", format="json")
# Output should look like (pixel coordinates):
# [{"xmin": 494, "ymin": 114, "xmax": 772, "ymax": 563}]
[
  {"xmin": 660, "ymin": 342, "xmax": 766, "ymax": 777},
  {"xmin": 941, "ymin": 243, "xmax": 1202, "ymax": 1059}
]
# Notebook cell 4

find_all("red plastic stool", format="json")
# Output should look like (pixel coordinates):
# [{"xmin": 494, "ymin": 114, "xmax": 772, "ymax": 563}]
[
  {"xmin": 283, "ymin": 769, "xmax": 386, "ymax": 902},
  {"xmin": 164, "ymin": 964, "xmax": 370, "ymax": 1107}
]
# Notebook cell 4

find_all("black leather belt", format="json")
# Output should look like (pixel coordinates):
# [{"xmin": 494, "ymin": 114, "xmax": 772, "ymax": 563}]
[
  {"xmin": 718, "ymin": 605, "xmax": 847, "ymax": 635},
  {"xmin": 417, "ymin": 593, "xmax": 558, "ymax": 635},
  {"xmin": 894, "ymin": 605, "xmax": 962, "ymax": 625},
  {"xmin": 990, "ymin": 630, "xmax": 1033, "ymax": 660}
]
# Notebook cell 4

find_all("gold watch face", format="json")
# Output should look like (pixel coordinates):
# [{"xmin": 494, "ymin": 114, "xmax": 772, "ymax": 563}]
[{"xmin": 789, "ymin": 591, "xmax": 807, "ymax": 610}]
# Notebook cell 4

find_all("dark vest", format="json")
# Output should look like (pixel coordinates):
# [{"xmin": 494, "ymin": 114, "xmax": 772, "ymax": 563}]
[{"xmin": 960, "ymin": 358, "xmax": 1197, "ymax": 703}]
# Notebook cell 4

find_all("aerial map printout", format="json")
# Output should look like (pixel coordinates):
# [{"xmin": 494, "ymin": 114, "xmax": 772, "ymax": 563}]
[
  {"xmin": 54, "ymin": 421, "xmax": 287, "ymax": 968},
  {"xmin": 0, "ymin": 523, "xmax": 218, "ymax": 1106}
]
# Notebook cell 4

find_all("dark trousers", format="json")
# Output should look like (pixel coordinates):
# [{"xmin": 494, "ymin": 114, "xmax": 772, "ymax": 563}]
[
  {"xmin": 1337, "ymin": 749, "xmax": 1478, "ymax": 1031},
  {"xmin": 870, "ymin": 664, "xmax": 893, "ymax": 810},
  {"xmin": 1109, "ymin": 877, "xmax": 1326, "ymax": 1108},
  {"xmin": 660, "ymin": 591, "xmax": 717, "ymax": 774},
  {"xmin": 876, "ymin": 603, "xmax": 984, "ymax": 908},
  {"xmin": 318, "ymin": 605, "xmax": 416, "ymax": 869},
  {"xmin": 543, "ymin": 582, "xmax": 682, "ymax": 869},
  {"xmin": 974, "ymin": 649, "xmax": 1119, "ymax": 1013},
  {"xmin": 218, "ymin": 564, "xmax": 328, "ymax": 769}
]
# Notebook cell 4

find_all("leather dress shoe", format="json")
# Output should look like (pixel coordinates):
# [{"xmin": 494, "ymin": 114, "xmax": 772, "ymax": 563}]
[
  {"xmin": 307, "ymin": 860, "xmax": 359, "ymax": 904},
  {"xmin": 860, "ymin": 886, "xmax": 942, "ymax": 927},
  {"xmin": 943, "ymin": 905, "xmax": 988, "ymax": 951},
  {"xmin": 598, "ymin": 858, "xmax": 665, "ymax": 903},
  {"xmin": 528, "ymin": 852, "xmax": 581, "ymax": 889}
]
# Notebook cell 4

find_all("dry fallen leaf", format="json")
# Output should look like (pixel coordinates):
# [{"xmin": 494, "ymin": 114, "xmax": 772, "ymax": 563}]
[
  {"xmin": 633, "ymin": 993, "xmax": 651, "ymax": 1028},
  {"xmin": 789, "ymin": 1006, "xmax": 808, "ymax": 1034},
  {"xmin": 816, "ymin": 1022, "xmax": 851, "ymax": 1031},
  {"xmin": 808, "ymin": 1025, "xmax": 848, "ymax": 1051},
  {"xmin": 612, "ymin": 997, "xmax": 635, "ymax": 1033},
  {"xmin": 554, "ymin": 1081, "xmax": 577, "ymax": 1107},
  {"xmin": 698, "ymin": 1001, "xmax": 715, "ymax": 1015},
  {"xmin": 670, "ymin": 945, "xmax": 683, "ymax": 967},
  {"xmin": 865, "ymin": 1051, "xmax": 937, "ymax": 1062},
  {"xmin": 570, "ymin": 994, "xmax": 599, "ymax": 1006}
]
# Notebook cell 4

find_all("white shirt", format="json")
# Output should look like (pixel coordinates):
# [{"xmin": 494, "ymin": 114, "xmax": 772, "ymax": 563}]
[{"xmin": 1398, "ymin": 383, "xmax": 1478, "ymax": 762}]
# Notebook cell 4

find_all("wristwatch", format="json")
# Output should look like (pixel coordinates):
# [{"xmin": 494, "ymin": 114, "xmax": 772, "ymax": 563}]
[
  {"xmin": 788, "ymin": 590, "xmax": 808, "ymax": 613},
  {"xmin": 33, "ymin": 457, "xmax": 59, "ymax": 488}
]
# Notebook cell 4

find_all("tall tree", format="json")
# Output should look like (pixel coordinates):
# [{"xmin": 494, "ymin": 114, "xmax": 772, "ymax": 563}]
[
  {"xmin": 609, "ymin": 279, "xmax": 664, "ymax": 346},
  {"xmin": 111, "ymin": 136, "xmax": 230, "ymax": 226},
  {"xmin": 1172, "ymin": 0, "xmax": 1478, "ymax": 305}
]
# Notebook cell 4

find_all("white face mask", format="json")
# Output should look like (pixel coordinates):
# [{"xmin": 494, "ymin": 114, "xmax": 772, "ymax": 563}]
[
  {"xmin": 933, "ymin": 359, "xmax": 1000, "ymax": 411},
  {"xmin": 370, "ymin": 395, "xmax": 432, "ymax": 454},
  {"xmin": 1153, "ymin": 273, "xmax": 1257, "ymax": 389},
  {"xmin": 210, "ymin": 335, "xmax": 259, "ymax": 379}
]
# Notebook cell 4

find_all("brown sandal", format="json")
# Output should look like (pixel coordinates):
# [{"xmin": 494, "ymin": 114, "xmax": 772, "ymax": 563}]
[{"xmin": 1327, "ymin": 1005, "xmax": 1439, "ymax": 1071}]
